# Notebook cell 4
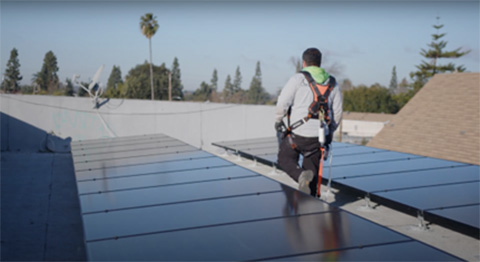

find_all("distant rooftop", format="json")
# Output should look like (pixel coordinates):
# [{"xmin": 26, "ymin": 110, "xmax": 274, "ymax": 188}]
[
  {"xmin": 368, "ymin": 73, "xmax": 480, "ymax": 165},
  {"xmin": 342, "ymin": 111, "xmax": 394, "ymax": 122}
]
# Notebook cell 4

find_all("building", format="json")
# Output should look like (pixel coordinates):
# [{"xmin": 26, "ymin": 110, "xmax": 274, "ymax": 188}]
[{"xmin": 368, "ymin": 73, "xmax": 480, "ymax": 165}]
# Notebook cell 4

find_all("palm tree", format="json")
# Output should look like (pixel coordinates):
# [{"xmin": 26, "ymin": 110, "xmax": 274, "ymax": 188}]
[{"xmin": 140, "ymin": 13, "xmax": 159, "ymax": 100}]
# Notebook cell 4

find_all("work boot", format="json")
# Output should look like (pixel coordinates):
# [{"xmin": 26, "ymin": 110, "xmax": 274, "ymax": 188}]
[{"xmin": 298, "ymin": 170, "xmax": 314, "ymax": 194}]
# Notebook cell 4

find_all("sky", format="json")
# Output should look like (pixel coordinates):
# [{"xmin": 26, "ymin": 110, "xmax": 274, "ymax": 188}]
[{"xmin": 1, "ymin": 0, "xmax": 479, "ymax": 94}]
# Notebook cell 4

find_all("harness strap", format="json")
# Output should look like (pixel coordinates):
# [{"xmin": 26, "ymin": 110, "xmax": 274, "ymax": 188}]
[
  {"xmin": 317, "ymin": 147, "xmax": 325, "ymax": 198},
  {"xmin": 286, "ymin": 72, "xmax": 336, "ymax": 135}
]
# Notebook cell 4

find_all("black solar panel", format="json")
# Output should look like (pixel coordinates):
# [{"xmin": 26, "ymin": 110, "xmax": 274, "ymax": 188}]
[
  {"xmin": 213, "ymin": 137, "xmax": 480, "ymax": 239},
  {"xmin": 72, "ymin": 134, "xmax": 463, "ymax": 260}
]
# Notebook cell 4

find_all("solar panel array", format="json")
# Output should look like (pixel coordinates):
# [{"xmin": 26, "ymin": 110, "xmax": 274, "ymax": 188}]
[
  {"xmin": 72, "ymin": 134, "xmax": 462, "ymax": 260},
  {"xmin": 213, "ymin": 137, "xmax": 480, "ymax": 239}
]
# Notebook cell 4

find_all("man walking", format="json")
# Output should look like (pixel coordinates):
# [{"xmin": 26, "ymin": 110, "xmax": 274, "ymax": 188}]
[{"xmin": 275, "ymin": 48, "xmax": 343, "ymax": 196}]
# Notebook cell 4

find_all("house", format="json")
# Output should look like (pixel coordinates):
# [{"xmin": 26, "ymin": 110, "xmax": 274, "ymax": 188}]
[{"xmin": 368, "ymin": 73, "xmax": 480, "ymax": 165}]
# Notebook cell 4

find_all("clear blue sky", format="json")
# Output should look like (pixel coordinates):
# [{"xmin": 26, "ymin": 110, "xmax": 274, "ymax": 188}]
[{"xmin": 1, "ymin": 0, "xmax": 479, "ymax": 94}]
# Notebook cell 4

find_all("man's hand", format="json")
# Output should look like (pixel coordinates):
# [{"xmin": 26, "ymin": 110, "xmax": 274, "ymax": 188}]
[{"xmin": 275, "ymin": 121, "xmax": 285, "ymax": 133}]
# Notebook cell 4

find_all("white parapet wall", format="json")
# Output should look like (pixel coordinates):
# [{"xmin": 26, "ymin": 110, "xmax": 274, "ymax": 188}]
[
  {"xmin": 341, "ymin": 119, "xmax": 388, "ymax": 138},
  {"xmin": 0, "ymin": 94, "xmax": 278, "ymax": 151}
]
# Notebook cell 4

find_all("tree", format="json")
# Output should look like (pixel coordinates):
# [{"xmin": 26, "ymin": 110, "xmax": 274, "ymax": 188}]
[
  {"xmin": 107, "ymin": 66, "xmax": 123, "ymax": 90},
  {"xmin": 2, "ymin": 48, "xmax": 23, "ymax": 93},
  {"xmin": 223, "ymin": 74, "xmax": 233, "ymax": 102},
  {"xmin": 124, "ymin": 61, "xmax": 169, "ymax": 100},
  {"xmin": 389, "ymin": 66, "xmax": 398, "ymax": 92},
  {"xmin": 64, "ymin": 78, "xmax": 75, "ymax": 96},
  {"xmin": 343, "ymin": 84, "xmax": 399, "ymax": 114},
  {"xmin": 210, "ymin": 69, "xmax": 218, "ymax": 92},
  {"xmin": 105, "ymin": 65, "xmax": 123, "ymax": 98},
  {"xmin": 340, "ymin": 78, "xmax": 353, "ymax": 92},
  {"xmin": 247, "ymin": 61, "xmax": 269, "ymax": 104},
  {"xmin": 171, "ymin": 57, "xmax": 184, "ymax": 100},
  {"xmin": 34, "ymin": 51, "xmax": 59, "ymax": 93},
  {"xmin": 410, "ymin": 17, "xmax": 470, "ymax": 92},
  {"xmin": 193, "ymin": 81, "xmax": 212, "ymax": 101},
  {"xmin": 233, "ymin": 66, "xmax": 242, "ymax": 93},
  {"xmin": 140, "ymin": 13, "xmax": 159, "ymax": 100}
]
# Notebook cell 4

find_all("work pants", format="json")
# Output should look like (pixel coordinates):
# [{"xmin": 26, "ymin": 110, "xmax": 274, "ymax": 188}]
[{"xmin": 277, "ymin": 134, "xmax": 321, "ymax": 196}]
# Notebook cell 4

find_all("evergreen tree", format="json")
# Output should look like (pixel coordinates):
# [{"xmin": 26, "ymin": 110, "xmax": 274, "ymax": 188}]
[
  {"xmin": 34, "ymin": 51, "xmax": 59, "ymax": 93},
  {"xmin": 171, "ymin": 57, "xmax": 184, "ymax": 100},
  {"xmin": 107, "ymin": 66, "xmax": 123, "ymax": 90},
  {"xmin": 193, "ymin": 81, "xmax": 212, "ymax": 101},
  {"xmin": 2, "ymin": 48, "xmax": 23, "ymax": 93},
  {"xmin": 233, "ymin": 66, "xmax": 242, "ymax": 93},
  {"xmin": 105, "ymin": 65, "xmax": 123, "ymax": 98},
  {"xmin": 210, "ymin": 69, "xmax": 218, "ymax": 92},
  {"xmin": 223, "ymin": 74, "xmax": 233, "ymax": 102},
  {"xmin": 389, "ymin": 66, "xmax": 398, "ymax": 92},
  {"xmin": 140, "ymin": 13, "xmax": 159, "ymax": 100},
  {"xmin": 65, "ymin": 78, "xmax": 75, "ymax": 96},
  {"xmin": 410, "ymin": 17, "xmax": 470, "ymax": 92},
  {"xmin": 247, "ymin": 61, "xmax": 269, "ymax": 104}
]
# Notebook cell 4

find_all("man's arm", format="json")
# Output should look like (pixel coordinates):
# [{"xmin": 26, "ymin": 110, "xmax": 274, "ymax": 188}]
[
  {"xmin": 329, "ymin": 83, "xmax": 343, "ymax": 132},
  {"xmin": 275, "ymin": 75, "xmax": 298, "ymax": 123}
]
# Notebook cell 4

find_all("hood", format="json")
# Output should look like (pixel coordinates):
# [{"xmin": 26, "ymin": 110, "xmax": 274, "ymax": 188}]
[{"xmin": 302, "ymin": 66, "xmax": 330, "ymax": 84}]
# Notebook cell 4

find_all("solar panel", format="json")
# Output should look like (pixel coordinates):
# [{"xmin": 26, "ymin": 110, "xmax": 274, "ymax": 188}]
[
  {"xmin": 213, "ymin": 137, "xmax": 480, "ymax": 239},
  {"xmin": 72, "ymin": 134, "xmax": 463, "ymax": 260}
]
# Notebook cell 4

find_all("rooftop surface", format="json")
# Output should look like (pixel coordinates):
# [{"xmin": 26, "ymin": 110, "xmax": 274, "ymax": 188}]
[
  {"xmin": 209, "ymin": 141, "xmax": 480, "ymax": 261},
  {"xmin": 342, "ymin": 111, "xmax": 394, "ymax": 122},
  {"xmin": 368, "ymin": 72, "xmax": 480, "ymax": 165},
  {"xmin": 2, "ymin": 134, "xmax": 478, "ymax": 261}
]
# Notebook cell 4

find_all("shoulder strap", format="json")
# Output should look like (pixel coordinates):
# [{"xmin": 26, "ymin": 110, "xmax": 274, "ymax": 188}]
[{"xmin": 300, "ymin": 71, "xmax": 336, "ymax": 100}]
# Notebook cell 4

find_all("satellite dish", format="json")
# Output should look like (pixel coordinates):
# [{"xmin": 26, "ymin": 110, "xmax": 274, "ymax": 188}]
[{"xmin": 73, "ymin": 65, "xmax": 105, "ymax": 107}]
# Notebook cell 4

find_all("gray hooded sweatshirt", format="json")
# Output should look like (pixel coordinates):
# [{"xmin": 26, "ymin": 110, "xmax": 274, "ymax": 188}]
[{"xmin": 275, "ymin": 66, "xmax": 343, "ymax": 138}]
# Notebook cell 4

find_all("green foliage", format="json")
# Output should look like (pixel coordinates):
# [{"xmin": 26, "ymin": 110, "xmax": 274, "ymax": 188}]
[
  {"xmin": 140, "ymin": 13, "xmax": 159, "ymax": 39},
  {"xmin": 171, "ymin": 57, "xmax": 184, "ymax": 100},
  {"xmin": 140, "ymin": 13, "xmax": 159, "ymax": 100},
  {"xmin": 20, "ymin": 85, "xmax": 34, "ymax": 94},
  {"xmin": 77, "ymin": 81, "xmax": 90, "ymax": 97},
  {"xmin": 391, "ymin": 91, "xmax": 414, "ymax": 111},
  {"xmin": 410, "ymin": 17, "xmax": 470, "ymax": 93},
  {"xmin": 106, "ymin": 66, "xmax": 123, "ymax": 90},
  {"xmin": 124, "ymin": 62, "xmax": 170, "ymax": 100},
  {"xmin": 64, "ymin": 78, "xmax": 75, "ymax": 96},
  {"xmin": 192, "ymin": 81, "xmax": 212, "ymax": 101},
  {"xmin": 220, "ymin": 66, "xmax": 248, "ymax": 103},
  {"xmin": 210, "ymin": 69, "xmax": 218, "ymax": 92},
  {"xmin": 389, "ymin": 66, "xmax": 398, "ymax": 91},
  {"xmin": 247, "ymin": 61, "xmax": 269, "ymax": 104},
  {"xmin": 3, "ymin": 48, "xmax": 23, "ymax": 93},
  {"xmin": 223, "ymin": 74, "xmax": 234, "ymax": 101},
  {"xmin": 34, "ymin": 51, "xmax": 59, "ymax": 93},
  {"xmin": 343, "ymin": 84, "xmax": 400, "ymax": 114},
  {"xmin": 233, "ymin": 66, "xmax": 242, "ymax": 93},
  {"xmin": 105, "ymin": 66, "xmax": 123, "ymax": 98}
]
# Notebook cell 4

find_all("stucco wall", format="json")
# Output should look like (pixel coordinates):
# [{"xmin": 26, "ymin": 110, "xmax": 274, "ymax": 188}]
[
  {"xmin": 1, "ymin": 94, "xmax": 278, "ymax": 151},
  {"xmin": 341, "ymin": 119, "xmax": 387, "ymax": 137}
]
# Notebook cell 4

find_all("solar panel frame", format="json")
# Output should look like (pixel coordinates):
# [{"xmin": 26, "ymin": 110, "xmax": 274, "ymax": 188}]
[
  {"xmin": 212, "ymin": 137, "xmax": 480, "ymax": 239},
  {"xmin": 70, "ymin": 134, "xmax": 466, "ymax": 260}
]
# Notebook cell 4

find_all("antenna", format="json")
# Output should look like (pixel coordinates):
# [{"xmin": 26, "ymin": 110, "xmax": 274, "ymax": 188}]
[{"xmin": 73, "ymin": 65, "xmax": 105, "ymax": 107}]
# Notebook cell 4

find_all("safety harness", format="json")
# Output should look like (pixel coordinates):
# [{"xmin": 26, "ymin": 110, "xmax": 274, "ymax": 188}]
[{"xmin": 284, "ymin": 71, "xmax": 336, "ymax": 197}]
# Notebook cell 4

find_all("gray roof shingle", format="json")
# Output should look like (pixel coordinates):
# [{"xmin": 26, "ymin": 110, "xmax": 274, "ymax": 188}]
[{"xmin": 368, "ymin": 72, "xmax": 480, "ymax": 165}]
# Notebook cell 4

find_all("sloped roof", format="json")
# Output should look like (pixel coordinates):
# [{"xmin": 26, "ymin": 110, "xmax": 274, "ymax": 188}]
[
  {"xmin": 368, "ymin": 73, "xmax": 480, "ymax": 165},
  {"xmin": 342, "ymin": 112, "xmax": 393, "ymax": 122}
]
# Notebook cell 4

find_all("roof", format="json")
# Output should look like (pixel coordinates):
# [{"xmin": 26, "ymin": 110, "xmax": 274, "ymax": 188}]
[
  {"xmin": 342, "ymin": 112, "xmax": 394, "ymax": 122},
  {"xmin": 368, "ymin": 72, "xmax": 480, "ymax": 165}
]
